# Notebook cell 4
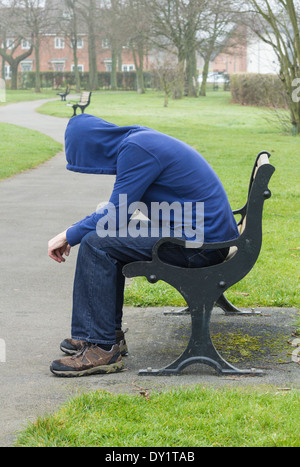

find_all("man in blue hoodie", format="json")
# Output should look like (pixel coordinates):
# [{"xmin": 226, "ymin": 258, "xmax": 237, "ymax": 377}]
[{"xmin": 48, "ymin": 114, "xmax": 238, "ymax": 377}]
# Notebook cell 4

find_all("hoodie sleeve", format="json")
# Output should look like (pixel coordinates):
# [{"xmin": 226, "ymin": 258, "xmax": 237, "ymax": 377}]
[{"xmin": 66, "ymin": 142, "xmax": 162, "ymax": 246}]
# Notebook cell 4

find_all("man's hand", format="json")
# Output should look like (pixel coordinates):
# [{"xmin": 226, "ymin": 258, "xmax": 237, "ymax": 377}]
[{"xmin": 48, "ymin": 231, "xmax": 71, "ymax": 263}]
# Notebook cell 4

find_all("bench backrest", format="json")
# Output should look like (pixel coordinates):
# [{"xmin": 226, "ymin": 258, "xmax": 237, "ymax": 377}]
[
  {"xmin": 79, "ymin": 92, "xmax": 91, "ymax": 105},
  {"xmin": 238, "ymin": 152, "xmax": 272, "ymax": 236},
  {"xmin": 238, "ymin": 152, "xmax": 271, "ymax": 235}
]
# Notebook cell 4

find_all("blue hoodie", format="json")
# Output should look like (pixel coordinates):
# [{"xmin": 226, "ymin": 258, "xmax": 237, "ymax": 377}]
[{"xmin": 65, "ymin": 114, "xmax": 239, "ymax": 247}]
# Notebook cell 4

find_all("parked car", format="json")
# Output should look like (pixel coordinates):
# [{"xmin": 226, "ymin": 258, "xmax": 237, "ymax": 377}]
[{"xmin": 198, "ymin": 72, "xmax": 227, "ymax": 83}]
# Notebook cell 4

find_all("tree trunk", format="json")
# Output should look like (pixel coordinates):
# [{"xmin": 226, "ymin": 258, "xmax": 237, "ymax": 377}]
[
  {"xmin": 199, "ymin": 54, "xmax": 210, "ymax": 97},
  {"xmin": 174, "ymin": 56, "xmax": 185, "ymax": 99},
  {"xmin": 111, "ymin": 47, "xmax": 118, "ymax": 90},
  {"xmin": 34, "ymin": 35, "xmax": 41, "ymax": 93},
  {"xmin": 132, "ymin": 41, "xmax": 145, "ymax": 94},
  {"xmin": 118, "ymin": 50, "xmax": 122, "ymax": 72},
  {"xmin": 88, "ymin": 34, "xmax": 98, "ymax": 90},
  {"xmin": 136, "ymin": 69, "xmax": 144, "ymax": 94},
  {"xmin": 186, "ymin": 48, "xmax": 198, "ymax": 97},
  {"xmin": 72, "ymin": 6, "xmax": 81, "ymax": 93},
  {"xmin": 88, "ymin": 0, "xmax": 98, "ymax": 91},
  {"xmin": 72, "ymin": 41, "xmax": 81, "ymax": 92},
  {"xmin": 1, "ymin": 57, "xmax": 5, "ymax": 81},
  {"xmin": 289, "ymin": 97, "xmax": 300, "ymax": 135},
  {"xmin": 10, "ymin": 62, "xmax": 18, "ymax": 90}
]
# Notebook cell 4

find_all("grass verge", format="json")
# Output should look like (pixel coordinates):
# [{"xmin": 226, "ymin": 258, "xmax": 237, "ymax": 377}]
[
  {"xmin": 14, "ymin": 386, "xmax": 300, "ymax": 447},
  {"xmin": 0, "ymin": 123, "xmax": 62, "ymax": 180}
]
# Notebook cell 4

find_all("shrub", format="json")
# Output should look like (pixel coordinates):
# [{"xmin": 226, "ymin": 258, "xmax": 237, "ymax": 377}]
[{"xmin": 230, "ymin": 73, "xmax": 289, "ymax": 109}]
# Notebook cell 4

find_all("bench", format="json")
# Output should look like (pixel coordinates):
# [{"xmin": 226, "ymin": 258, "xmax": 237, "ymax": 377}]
[
  {"xmin": 68, "ymin": 91, "xmax": 92, "ymax": 117},
  {"xmin": 57, "ymin": 85, "xmax": 70, "ymax": 101},
  {"xmin": 123, "ymin": 152, "xmax": 275, "ymax": 377}
]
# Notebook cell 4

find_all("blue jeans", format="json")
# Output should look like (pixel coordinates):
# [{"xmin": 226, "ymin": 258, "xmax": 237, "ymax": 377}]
[{"xmin": 71, "ymin": 231, "xmax": 229, "ymax": 345}]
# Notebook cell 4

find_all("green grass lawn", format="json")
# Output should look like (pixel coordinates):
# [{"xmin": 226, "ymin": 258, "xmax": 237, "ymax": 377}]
[
  {"xmin": 39, "ymin": 91, "xmax": 300, "ymax": 309},
  {"xmin": 15, "ymin": 386, "xmax": 300, "ymax": 447},
  {"xmin": 0, "ymin": 123, "xmax": 62, "ymax": 180}
]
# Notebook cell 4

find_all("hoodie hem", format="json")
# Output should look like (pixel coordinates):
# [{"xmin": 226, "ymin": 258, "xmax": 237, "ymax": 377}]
[{"xmin": 66, "ymin": 164, "xmax": 116, "ymax": 175}]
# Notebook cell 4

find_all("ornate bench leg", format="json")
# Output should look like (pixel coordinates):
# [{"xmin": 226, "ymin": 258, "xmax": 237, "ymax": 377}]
[
  {"xmin": 164, "ymin": 294, "xmax": 261, "ymax": 316},
  {"xmin": 164, "ymin": 307, "xmax": 189, "ymax": 315},
  {"xmin": 216, "ymin": 294, "xmax": 261, "ymax": 316},
  {"xmin": 72, "ymin": 105, "xmax": 78, "ymax": 117},
  {"xmin": 139, "ymin": 302, "xmax": 263, "ymax": 377}
]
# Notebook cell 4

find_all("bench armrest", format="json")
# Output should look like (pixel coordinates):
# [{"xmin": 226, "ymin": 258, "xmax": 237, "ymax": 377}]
[
  {"xmin": 233, "ymin": 205, "xmax": 246, "ymax": 217},
  {"xmin": 151, "ymin": 236, "xmax": 240, "ymax": 257}
]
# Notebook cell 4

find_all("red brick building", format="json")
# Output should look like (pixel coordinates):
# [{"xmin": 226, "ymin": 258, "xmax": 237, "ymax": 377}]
[
  {"xmin": 2, "ymin": 33, "xmax": 140, "ymax": 81},
  {"xmin": 212, "ymin": 43, "xmax": 247, "ymax": 74}
]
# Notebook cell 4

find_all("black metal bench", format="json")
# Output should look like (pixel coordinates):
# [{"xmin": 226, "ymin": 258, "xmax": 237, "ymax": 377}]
[
  {"xmin": 57, "ymin": 85, "xmax": 70, "ymax": 101},
  {"xmin": 68, "ymin": 91, "xmax": 92, "ymax": 117},
  {"xmin": 123, "ymin": 152, "xmax": 275, "ymax": 377}
]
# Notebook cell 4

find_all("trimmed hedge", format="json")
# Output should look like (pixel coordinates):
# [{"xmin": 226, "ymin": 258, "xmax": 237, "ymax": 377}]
[
  {"xmin": 18, "ymin": 70, "xmax": 153, "ymax": 91},
  {"xmin": 230, "ymin": 73, "xmax": 288, "ymax": 109}
]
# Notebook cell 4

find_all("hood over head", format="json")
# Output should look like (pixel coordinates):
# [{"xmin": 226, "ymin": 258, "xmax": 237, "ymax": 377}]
[{"xmin": 65, "ymin": 114, "xmax": 139, "ymax": 174}]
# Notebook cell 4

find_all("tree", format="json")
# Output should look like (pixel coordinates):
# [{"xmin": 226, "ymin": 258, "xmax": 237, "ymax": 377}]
[
  {"xmin": 0, "ymin": 2, "xmax": 34, "ymax": 90},
  {"xmin": 152, "ymin": 56, "xmax": 184, "ymax": 107},
  {"xmin": 198, "ymin": 0, "xmax": 243, "ymax": 96},
  {"xmin": 246, "ymin": 0, "xmax": 300, "ymax": 134},
  {"xmin": 76, "ymin": 0, "xmax": 100, "ymax": 90},
  {"xmin": 100, "ymin": 0, "xmax": 128, "ymax": 91},
  {"xmin": 60, "ymin": 0, "xmax": 82, "ymax": 92},
  {"xmin": 21, "ymin": 0, "xmax": 54, "ymax": 93},
  {"xmin": 149, "ymin": 0, "xmax": 208, "ymax": 97},
  {"xmin": 122, "ymin": 0, "xmax": 150, "ymax": 94}
]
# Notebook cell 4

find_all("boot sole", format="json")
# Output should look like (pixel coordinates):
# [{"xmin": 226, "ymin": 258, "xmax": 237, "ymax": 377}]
[{"xmin": 50, "ymin": 360, "xmax": 124, "ymax": 377}]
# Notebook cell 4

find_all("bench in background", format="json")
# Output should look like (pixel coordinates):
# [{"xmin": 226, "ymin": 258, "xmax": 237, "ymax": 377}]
[
  {"xmin": 68, "ymin": 91, "xmax": 92, "ymax": 117},
  {"xmin": 57, "ymin": 86, "xmax": 70, "ymax": 101}
]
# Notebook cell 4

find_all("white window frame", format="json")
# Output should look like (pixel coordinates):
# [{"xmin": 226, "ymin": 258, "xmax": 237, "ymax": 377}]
[
  {"xmin": 21, "ymin": 39, "xmax": 31, "ymax": 50},
  {"xmin": 4, "ymin": 65, "xmax": 11, "ymax": 80},
  {"xmin": 77, "ymin": 38, "xmax": 84, "ymax": 49},
  {"xmin": 55, "ymin": 37, "xmax": 65, "ymax": 49},
  {"xmin": 6, "ymin": 38, "xmax": 14, "ymax": 50},
  {"xmin": 71, "ymin": 64, "xmax": 84, "ymax": 72},
  {"xmin": 71, "ymin": 37, "xmax": 84, "ymax": 49},
  {"xmin": 21, "ymin": 61, "xmax": 33, "ymax": 72},
  {"xmin": 104, "ymin": 59, "xmax": 112, "ymax": 72},
  {"xmin": 52, "ymin": 60, "xmax": 66, "ymax": 72},
  {"xmin": 122, "ymin": 64, "xmax": 135, "ymax": 72},
  {"xmin": 102, "ymin": 39, "xmax": 110, "ymax": 49}
]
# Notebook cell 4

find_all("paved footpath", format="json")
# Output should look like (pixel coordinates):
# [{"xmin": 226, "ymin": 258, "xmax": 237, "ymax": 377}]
[{"xmin": 0, "ymin": 100, "xmax": 299, "ymax": 447}]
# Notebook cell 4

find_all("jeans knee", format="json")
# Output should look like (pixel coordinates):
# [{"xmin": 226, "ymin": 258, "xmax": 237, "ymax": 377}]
[
  {"xmin": 79, "ymin": 232, "xmax": 119, "ymax": 265},
  {"xmin": 80, "ymin": 231, "xmax": 100, "ymax": 253}
]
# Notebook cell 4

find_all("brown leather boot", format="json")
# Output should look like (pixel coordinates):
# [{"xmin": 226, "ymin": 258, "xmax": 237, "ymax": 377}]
[
  {"xmin": 60, "ymin": 329, "xmax": 129, "ymax": 356},
  {"xmin": 50, "ymin": 343, "xmax": 124, "ymax": 377}
]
